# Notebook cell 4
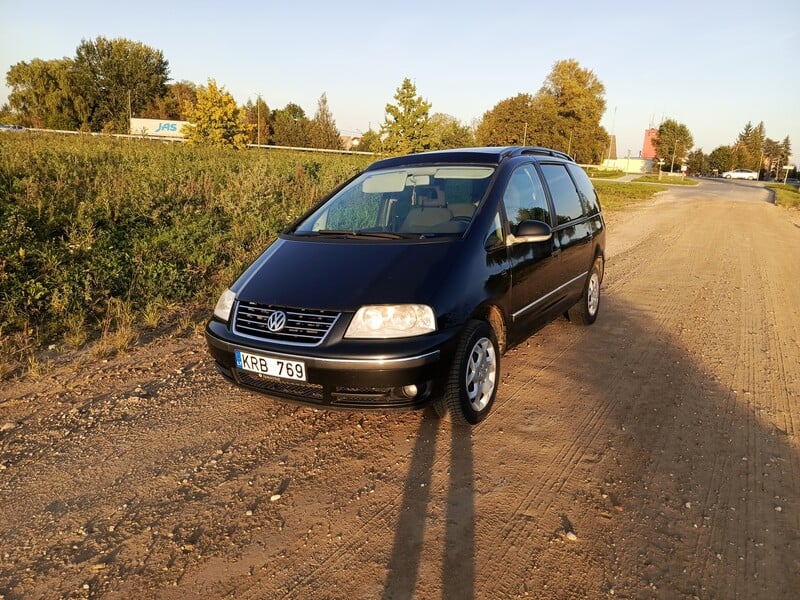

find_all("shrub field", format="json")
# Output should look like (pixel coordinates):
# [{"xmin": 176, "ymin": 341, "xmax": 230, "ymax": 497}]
[{"xmin": 0, "ymin": 133, "xmax": 372, "ymax": 374}]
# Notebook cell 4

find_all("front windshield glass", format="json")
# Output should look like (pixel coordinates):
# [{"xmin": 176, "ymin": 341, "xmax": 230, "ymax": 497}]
[{"xmin": 292, "ymin": 165, "xmax": 495, "ymax": 238}]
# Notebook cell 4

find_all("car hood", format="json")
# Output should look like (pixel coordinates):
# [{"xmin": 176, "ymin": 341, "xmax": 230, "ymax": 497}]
[{"xmin": 234, "ymin": 237, "xmax": 459, "ymax": 310}]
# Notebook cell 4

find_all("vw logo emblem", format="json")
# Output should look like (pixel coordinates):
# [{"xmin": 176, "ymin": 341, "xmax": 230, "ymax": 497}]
[{"xmin": 266, "ymin": 311, "xmax": 287, "ymax": 332}]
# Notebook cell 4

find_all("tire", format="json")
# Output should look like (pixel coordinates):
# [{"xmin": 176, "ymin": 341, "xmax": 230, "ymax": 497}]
[
  {"xmin": 433, "ymin": 320, "xmax": 500, "ymax": 425},
  {"xmin": 567, "ymin": 258, "xmax": 602, "ymax": 326}
]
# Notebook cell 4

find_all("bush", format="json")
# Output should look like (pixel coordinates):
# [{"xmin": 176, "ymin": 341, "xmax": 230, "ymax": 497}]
[{"xmin": 0, "ymin": 133, "xmax": 372, "ymax": 374}]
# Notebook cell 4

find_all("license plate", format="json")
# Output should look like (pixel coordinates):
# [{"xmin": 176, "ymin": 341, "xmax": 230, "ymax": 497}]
[{"xmin": 235, "ymin": 350, "xmax": 307, "ymax": 381}]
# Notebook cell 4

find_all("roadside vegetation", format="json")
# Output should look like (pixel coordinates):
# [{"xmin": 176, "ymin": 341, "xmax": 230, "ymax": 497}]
[
  {"xmin": 0, "ymin": 133, "xmax": 371, "ymax": 377},
  {"xmin": 592, "ymin": 180, "xmax": 667, "ymax": 211},
  {"xmin": 586, "ymin": 168, "xmax": 624, "ymax": 179},
  {"xmin": 632, "ymin": 175, "xmax": 699, "ymax": 185},
  {"xmin": 766, "ymin": 183, "xmax": 800, "ymax": 208}
]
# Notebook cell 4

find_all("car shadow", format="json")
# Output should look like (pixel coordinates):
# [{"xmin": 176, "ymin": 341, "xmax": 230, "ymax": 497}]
[
  {"xmin": 380, "ymin": 288, "xmax": 800, "ymax": 598},
  {"xmin": 381, "ymin": 416, "xmax": 475, "ymax": 600}
]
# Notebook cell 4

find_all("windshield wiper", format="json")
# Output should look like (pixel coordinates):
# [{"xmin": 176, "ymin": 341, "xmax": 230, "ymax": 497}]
[{"xmin": 295, "ymin": 229, "xmax": 412, "ymax": 240}]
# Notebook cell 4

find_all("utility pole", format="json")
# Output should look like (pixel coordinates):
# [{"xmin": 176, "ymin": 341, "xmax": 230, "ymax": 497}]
[{"xmin": 670, "ymin": 141, "xmax": 678, "ymax": 173}]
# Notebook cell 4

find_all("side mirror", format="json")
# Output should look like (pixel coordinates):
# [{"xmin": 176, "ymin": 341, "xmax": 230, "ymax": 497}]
[{"xmin": 508, "ymin": 220, "xmax": 553, "ymax": 245}]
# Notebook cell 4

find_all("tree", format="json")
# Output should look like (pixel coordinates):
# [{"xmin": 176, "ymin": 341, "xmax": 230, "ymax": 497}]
[
  {"xmin": 475, "ymin": 93, "xmax": 535, "ymax": 146},
  {"xmin": 654, "ymin": 119, "xmax": 694, "ymax": 171},
  {"xmin": 708, "ymin": 145, "xmax": 735, "ymax": 174},
  {"xmin": 140, "ymin": 81, "xmax": 197, "ymax": 120},
  {"xmin": 0, "ymin": 103, "xmax": 15, "ymax": 124},
  {"xmin": 758, "ymin": 134, "xmax": 791, "ymax": 179},
  {"xmin": 271, "ymin": 103, "xmax": 309, "ymax": 147},
  {"xmin": 242, "ymin": 96, "xmax": 270, "ymax": 145},
  {"xmin": 686, "ymin": 149, "xmax": 709, "ymax": 175},
  {"xmin": 475, "ymin": 60, "xmax": 609, "ymax": 162},
  {"xmin": 537, "ymin": 59, "xmax": 607, "ymax": 158},
  {"xmin": 733, "ymin": 121, "xmax": 766, "ymax": 171},
  {"xmin": 72, "ymin": 37, "xmax": 169, "ymax": 132},
  {"xmin": 356, "ymin": 128, "xmax": 382, "ymax": 153},
  {"xmin": 381, "ymin": 78, "xmax": 433, "ymax": 154},
  {"xmin": 429, "ymin": 113, "xmax": 474, "ymax": 149},
  {"xmin": 531, "ymin": 59, "xmax": 609, "ymax": 162},
  {"xmin": 181, "ymin": 79, "xmax": 248, "ymax": 148},
  {"xmin": 764, "ymin": 135, "xmax": 793, "ymax": 179},
  {"xmin": 6, "ymin": 58, "xmax": 84, "ymax": 129},
  {"xmin": 308, "ymin": 93, "xmax": 342, "ymax": 150}
]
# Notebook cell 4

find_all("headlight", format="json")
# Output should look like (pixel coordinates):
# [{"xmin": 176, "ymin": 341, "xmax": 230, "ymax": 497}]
[
  {"xmin": 345, "ymin": 304, "xmax": 436, "ymax": 339},
  {"xmin": 213, "ymin": 288, "xmax": 237, "ymax": 322}
]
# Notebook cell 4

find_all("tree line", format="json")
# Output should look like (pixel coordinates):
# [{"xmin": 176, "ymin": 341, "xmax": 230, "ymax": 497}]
[
  {"xmin": 652, "ymin": 117, "xmax": 792, "ymax": 179},
  {"xmin": 2, "ymin": 36, "xmax": 792, "ymax": 170},
  {"xmin": 3, "ymin": 37, "xmax": 612, "ymax": 160}
]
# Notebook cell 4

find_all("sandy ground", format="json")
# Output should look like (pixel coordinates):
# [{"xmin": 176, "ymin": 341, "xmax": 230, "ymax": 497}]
[{"xmin": 1, "ymin": 179, "xmax": 799, "ymax": 599}]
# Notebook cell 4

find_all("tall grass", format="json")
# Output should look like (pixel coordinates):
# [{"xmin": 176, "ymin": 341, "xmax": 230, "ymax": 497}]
[{"xmin": 0, "ymin": 133, "xmax": 372, "ymax": 375}]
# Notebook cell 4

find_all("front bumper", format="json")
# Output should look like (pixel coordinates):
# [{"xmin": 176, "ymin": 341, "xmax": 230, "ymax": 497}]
[{"xmin": 205, "ymin": 320, "xmax": 460, "ymax": 410}]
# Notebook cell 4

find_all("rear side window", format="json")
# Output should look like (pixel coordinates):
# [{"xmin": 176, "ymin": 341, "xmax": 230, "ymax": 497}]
[
  {"xmin": 567, "ymin": 164, "xmax": 601, "ymax": 216},
  {"xmin": 539, "ymin": 163, "xmax": 583, "ymax": 225}
]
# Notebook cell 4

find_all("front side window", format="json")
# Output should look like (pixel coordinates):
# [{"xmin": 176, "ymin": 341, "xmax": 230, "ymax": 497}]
[
  {"xmin": 539, "ymin": 163, "xmax": 583, "ymax": 225},
  {"xmin": 502, "ymin": 165, "xmax": 550, "ymax": 231},
  {"xmin": 293, "ymin": 165, "xmax": 495, "ymax": 239}
]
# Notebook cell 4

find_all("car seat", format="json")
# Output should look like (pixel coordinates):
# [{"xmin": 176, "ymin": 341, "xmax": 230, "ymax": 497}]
[{"xmin": 401, "ymin": 186, "xmax": 453, "ymax": 230}]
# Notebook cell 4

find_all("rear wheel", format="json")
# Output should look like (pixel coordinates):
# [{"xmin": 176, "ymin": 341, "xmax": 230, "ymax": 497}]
[
  {"xmin": 434, "ymin": 320, "xmax": 499, "ymax": 425},
  {"xmin": 567, "ymin": 258, "xmax": 603, "ymax": 326}
]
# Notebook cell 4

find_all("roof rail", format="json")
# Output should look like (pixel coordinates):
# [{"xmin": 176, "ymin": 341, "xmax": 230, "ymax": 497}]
[
  {"xmin": 520, "ymin": 147, "xmax": 574, "ymax": 162},
  {"xmin": 499, "ymin": 147, "xmax": 518, "ymax": 161}
]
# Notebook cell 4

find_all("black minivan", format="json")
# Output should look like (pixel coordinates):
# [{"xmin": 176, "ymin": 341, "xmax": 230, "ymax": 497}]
[{"xmin": 205, "ymin": 147, "xmax": 605, "ymax": 425}]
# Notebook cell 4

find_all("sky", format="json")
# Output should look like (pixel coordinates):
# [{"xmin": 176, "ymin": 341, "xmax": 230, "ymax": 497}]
[{"xmin": 1, "ymin": 0, "xmax": 798, "ymax": 161}]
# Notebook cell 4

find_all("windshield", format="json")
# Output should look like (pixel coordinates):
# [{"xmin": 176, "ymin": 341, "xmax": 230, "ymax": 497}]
[{"xmin": 292, "ymin": 165, "xmax": 495, "ymax": 239}]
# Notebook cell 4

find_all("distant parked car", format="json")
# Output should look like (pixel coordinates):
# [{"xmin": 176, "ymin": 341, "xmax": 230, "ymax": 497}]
[
  {"xmin": 0, "ymin": 124, "xmax": 27, "ymax": 132},
  {"xmin": 721, "ymin": 168, "xmax": 758, "ymax": 180}
]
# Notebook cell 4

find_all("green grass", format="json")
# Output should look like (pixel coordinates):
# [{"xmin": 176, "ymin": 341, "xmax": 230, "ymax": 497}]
[
  {"xmin": 592, "ymin": 180, "xmax": 668, "ymax": 211},
  {"xmin": 586, "ymin": 168, "xmax": 624, "ymax": 179},
  {"xmin": 632, "ymin": 175, "xmax": 699, "ymax": 185},
  {"xmin": 766, "ymin": 183, "xmax": 800, "ymax": 208}
]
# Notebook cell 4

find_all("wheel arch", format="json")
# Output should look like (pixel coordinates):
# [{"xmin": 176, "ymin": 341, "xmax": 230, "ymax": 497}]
[{"xmin": 471, "ymin": 303, "xmax": 507, "ymax": 355}]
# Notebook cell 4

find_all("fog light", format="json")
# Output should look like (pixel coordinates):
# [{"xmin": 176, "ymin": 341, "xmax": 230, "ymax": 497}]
[{"xmin": 401, "ymin": 384, "xmax": 418, "ymax": 398}]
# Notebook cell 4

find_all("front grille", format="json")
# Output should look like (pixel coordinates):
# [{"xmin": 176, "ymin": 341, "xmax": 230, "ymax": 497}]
[{"xmin": 234, "ymin": 303, "xmax": 339, "ymax": 346}]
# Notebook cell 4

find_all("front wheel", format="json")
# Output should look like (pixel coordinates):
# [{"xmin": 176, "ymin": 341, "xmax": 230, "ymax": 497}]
[
  {"xmin": 567, "ymin": 258, "xmax": 603, "ymax": 325},
  {"xmin": 434, "ymin": 320, "xmax": 500, "ymax": 425}
]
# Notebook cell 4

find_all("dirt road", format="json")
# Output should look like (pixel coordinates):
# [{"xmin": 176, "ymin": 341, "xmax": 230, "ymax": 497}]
[{"xmin": 2, "ymin": 179, "xmax": 799, "ymax": 599}]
